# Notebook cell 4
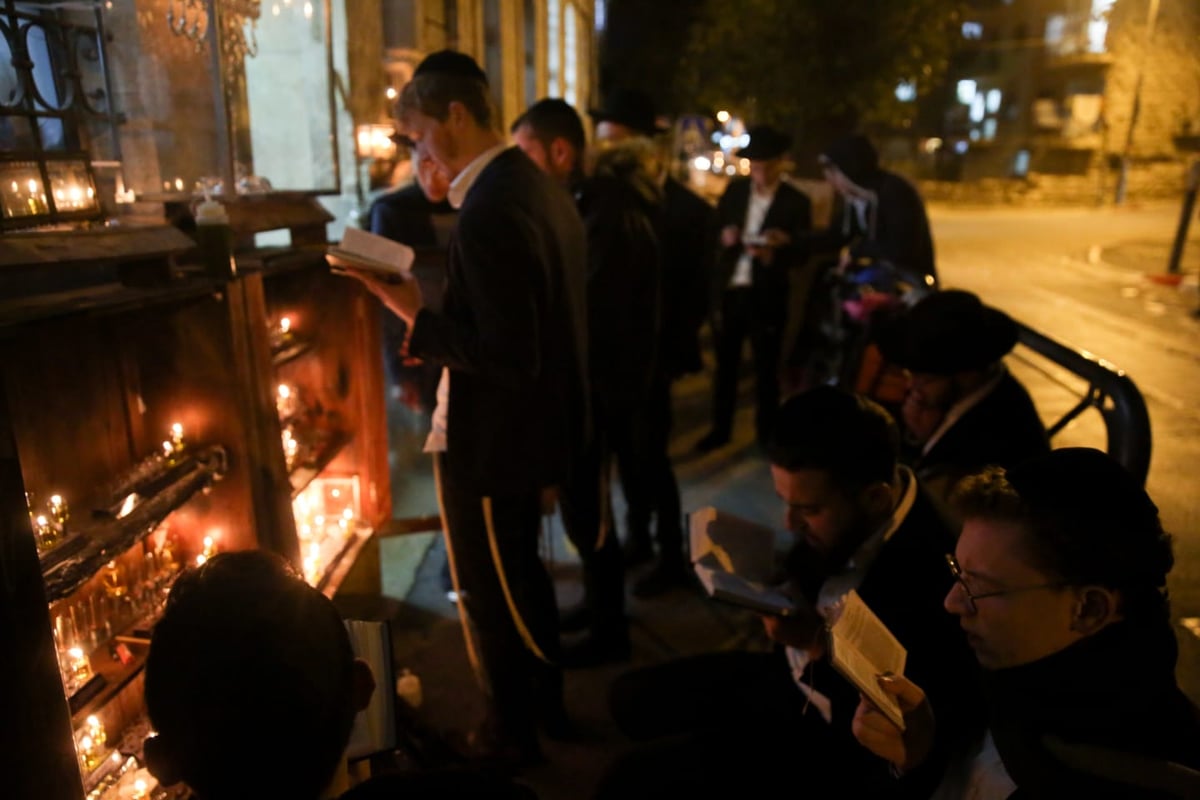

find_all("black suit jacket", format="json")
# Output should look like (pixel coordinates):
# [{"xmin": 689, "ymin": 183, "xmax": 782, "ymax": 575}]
[
  {"xmin": 408, "ymin": 147, "xmax": 589, "ymax": 497},
  {"xmin": 712, "ymin": 177, "xmax": 812, "ymax": 317},
  {"xmin": 798, "ymin": 485, "xmax": 983, "ymax": 797}
]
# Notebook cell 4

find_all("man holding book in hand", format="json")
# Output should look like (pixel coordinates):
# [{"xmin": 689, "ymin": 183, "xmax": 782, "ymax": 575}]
[
  {"xmin": 852, "ymin": 449, "xmax": 1200, "ymax": 798},
  {"xmin": 598, "ymin": 386, "xmax": 978, "ymax": 798},
  {"xmin": 330, "ymin": 51, "xmax": 588, "ymax": 766}
]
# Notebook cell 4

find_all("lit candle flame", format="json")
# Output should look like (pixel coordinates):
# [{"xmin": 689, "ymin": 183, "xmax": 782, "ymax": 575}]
[
  {"xmin": 279, "ymin": 316, "xmax": 291, "ymax": 333},
  {"xmin": 174, "ymin": 177, "xmax": 184, "ymax": 191}
]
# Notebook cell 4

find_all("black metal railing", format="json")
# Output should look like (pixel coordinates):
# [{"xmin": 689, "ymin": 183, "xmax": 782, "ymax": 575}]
[{"xmin": 1013, "ymin": 321, "xmax": 1152, "ymax": 485}]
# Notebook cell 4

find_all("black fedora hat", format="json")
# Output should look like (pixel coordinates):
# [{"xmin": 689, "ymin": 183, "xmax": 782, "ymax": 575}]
[
  {"xmin": 414, "ymin": 49, "xmax": 489, "ymax": 85},
  {"xmin": 588, "ymin": 88, "xmax": 669, "ymax": 136},
  {"xmin": 736, "ymin": 125, "xmax": 792, "ymax": 161},
  {"xmin": 818, "ymin": 133, "xmax": 879, "ymax": 187},
  {"xmin": 875, "ymin": 289, "xmax": 1018, "ymax": 374}
]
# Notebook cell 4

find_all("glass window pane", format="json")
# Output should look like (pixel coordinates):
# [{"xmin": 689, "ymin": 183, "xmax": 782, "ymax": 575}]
[
  {"xmin": 0, "ymin": 115, "xmax": 36, "ymax": 151},
  {"xmin": 563, "ymin": 3, "xmax": 577, "ymax": 107},
  {"xmin": 45, "ymin": 159, "xmax": 97, "ymax": 213},
  {"xmin": 0, "ymin": 25, "xmax": 24, "ymax": 109},
  {"xmin": 244, "ymin": 0, "xmax": 338, "ymax": 192},
  {"xmin": 0, "ymin": 160, "xmax": 49, "ymax": 218},
  {"xmin": 547, "ymin": 0, "xmax": 560, "ymax": 97}
]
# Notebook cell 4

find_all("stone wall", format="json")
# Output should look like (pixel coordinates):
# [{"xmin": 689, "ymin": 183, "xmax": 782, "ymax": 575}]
[{"xmin": 916, "ymin": 159, "xmax": 1196, "ymax": 207}]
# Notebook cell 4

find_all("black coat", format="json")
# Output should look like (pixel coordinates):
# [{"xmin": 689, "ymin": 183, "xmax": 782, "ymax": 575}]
[
  {"xmin": 576, "ymin": 158, "xmax": 662, "ymax": 413},
  {"xmin": 912, "ymin": 372, "xmax": 1050, "ymax": 500},
  {"xmin": 823, "ymin": 169, "xmax": 936, "ymax": 283},
  {"xmin": 407, "ymin": 147, "xmax": 589, "ymax": 496},
  {"xmin": 658, "ymin": 176, "xmax": 716, "ymax": 377},
  {"xmin": 712, "ymin": 177, "xmax": 812, "ymax": 319}
]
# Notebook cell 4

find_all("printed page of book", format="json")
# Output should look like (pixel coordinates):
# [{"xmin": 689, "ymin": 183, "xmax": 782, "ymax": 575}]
[
  {"xmin": 343, "ymin": 619, "xmax": 397, "ymax": 760},
  {"xmin": 688, "ymin": 506, "xmax": 786, "ymax": 584},
  {"xmin": 694, "ymin": 560, "xmax": 797, "ymax": 617},
  {"xmin": 829, "ymin": 590, "xmax": 908, "ymax": 730},
  {"xmin": 327, "ymin": 227, "xmax": 415, "ymax": 280}
]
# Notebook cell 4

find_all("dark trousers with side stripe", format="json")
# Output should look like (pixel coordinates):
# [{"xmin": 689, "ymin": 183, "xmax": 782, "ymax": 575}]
[{"xmin": 438, "ymin": 453, "xmax": 562, "ymax": 751}]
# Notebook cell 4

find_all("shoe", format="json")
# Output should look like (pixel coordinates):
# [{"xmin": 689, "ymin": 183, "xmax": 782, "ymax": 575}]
[
  {"xmin": 558, "ymin": 603, "xmax": 591, "ymax": 633},
  {"xmin": 622, "ymin": 536, "xmax": 654, "ymax": 567},
  {"xmin": 559, "ymin": 631, "xmax": 632, "ymax": 669},
  {"xmin": 694, "ymin": 430, "xmax": 731, "ymax": 453},
  {"xmin": 633, "ymin": 558, "xmax": 692, "ymax": 598}
]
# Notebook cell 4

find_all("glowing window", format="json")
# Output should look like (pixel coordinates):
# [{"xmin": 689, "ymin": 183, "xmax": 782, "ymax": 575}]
[
  {"xmin": 986, "ymin": 89, "xmax": 1002, "ymax": 114},
  {"xmin": 895, "ymin": 81, "xmax": 917, "ymax": 102},
  {"xmin": 970, "ymin": 94, "xmax": 986, "ymax": 123},
  {"xmin": 957, "ymin": 79, "xmax": 977, "ymax": 105},
  {"xmin": 962, "ymin": 21, "xmax": 983, "ymax": 39},
  {"xmin": 547, "ymin": 0, "xmax": 561, "ymax": 97}
]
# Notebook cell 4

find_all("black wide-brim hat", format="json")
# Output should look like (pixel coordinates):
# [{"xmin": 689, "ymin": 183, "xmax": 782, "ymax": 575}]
[
  {"xmin": 875, "ymin": 289, "xmax": 1018, "ymax": 374},
  {"xmin": 735, "ymin": 125, "xmax": 792, "ymax": 161},
  {"xmin": 588, "ymin": 88, "xmax": 669, "ymax": 136}
]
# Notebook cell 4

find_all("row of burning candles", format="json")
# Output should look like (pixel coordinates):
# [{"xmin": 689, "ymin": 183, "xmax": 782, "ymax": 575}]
[
  {"xmin": 30, "ymin": 424, "xmax": 188, "ymax": 555},
  {"xmin": 2, "ymin": 167, "xmax": 99, "ymax": 219},
  {"xmin": 294, "ymin": 476, "xmax": 361, "ymax": 585},
  {"xmin": 52, "ymin": 530, "xmax": 218, "ymax": 697},
  {"xmin": 76, "ymin": 715, "xmax": 155, "ymax": 799}
]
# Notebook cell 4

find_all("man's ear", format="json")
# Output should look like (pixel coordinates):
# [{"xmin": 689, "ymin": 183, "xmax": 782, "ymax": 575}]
[
  {"xmin": 446, "ymin": 100, "xmax": 466, "ymax": 130},
  {"xmin": 351, "ymin": 658, "xmax": 376, "ymax": 712},
  {"xmin": 1070, "ymin": 586, "xmax": 1120, "ymax": 635},
  {"xmin": 549, "ymin": 139, "xmax": 577, "ymax": 174},
  {"xmin": 860, "ymin": 481, "xmax": 893, "ymax": 518}
]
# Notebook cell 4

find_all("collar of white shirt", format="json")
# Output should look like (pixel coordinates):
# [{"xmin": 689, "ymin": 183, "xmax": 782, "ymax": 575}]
[
  {"xmin": 447, "ymin": 142, "xmax": 509, "ymax": 209},
  {"xmin": 921, "ymin": 364, "xmax": 1007, "ymax": 457}
]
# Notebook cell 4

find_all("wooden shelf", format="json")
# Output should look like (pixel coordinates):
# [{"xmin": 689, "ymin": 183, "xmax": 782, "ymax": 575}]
[
  {"xmin": 68, "ymin": 637, "xmax": 150, "ymax": 727},
  {"xmin": 42, "ymin": 446, "xmax": 228, "ymax": 603},
  {"xmin": 289, "ymin": 431, "xmax": 353, "ymax": 498}
]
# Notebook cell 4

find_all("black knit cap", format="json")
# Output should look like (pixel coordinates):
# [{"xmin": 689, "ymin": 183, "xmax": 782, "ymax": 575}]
[
  {"xmin": 413, "ymin": 49, "xmax": 489, "ymax": 85},
  {"xmin": 1005, "ymin": 448, "xmax": 1158, "ymax": 535},
  {"xmin": 819, "ymin": 133, "xmax": 880, "ymax": 187}
]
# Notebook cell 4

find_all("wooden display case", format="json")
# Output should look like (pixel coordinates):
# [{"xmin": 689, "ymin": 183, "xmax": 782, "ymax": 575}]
[{"xmin": 0, "ymin": 218, "xmax": 389, "ymax": 799}]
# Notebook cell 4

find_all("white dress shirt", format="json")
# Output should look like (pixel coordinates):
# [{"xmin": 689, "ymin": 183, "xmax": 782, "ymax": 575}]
[{"xmin": 729, "ymin": 183, "xmax": 777, "ymax": 288}]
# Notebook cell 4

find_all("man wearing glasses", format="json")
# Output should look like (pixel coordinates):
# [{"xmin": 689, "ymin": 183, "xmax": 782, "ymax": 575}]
[{"xmin": 853, "ymin": 448, "xmax": 1200, "ymax": 797}]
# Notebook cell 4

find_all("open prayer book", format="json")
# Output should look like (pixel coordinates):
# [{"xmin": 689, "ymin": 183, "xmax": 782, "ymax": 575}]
[
  {"xmin": 327, "ymin": 227, "xmax": 415, "ymax": 281},
  {"xmin": 827, "ymin": 590, "xmax": 908, "ymax": 730},
  {"xmin": 688, "ymin": 506, "xmax": 798, "ymax": 617},
  {"xmin": 343, "ymin": 619, "xmax": 397, "ymax": 760}
]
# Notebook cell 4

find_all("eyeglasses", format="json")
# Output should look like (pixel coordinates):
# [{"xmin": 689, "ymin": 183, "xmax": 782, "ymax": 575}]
[
  {"xmin": 389, "ymin": 133, "xmax": 417, "ymax": 150},
  {"xmin": 944, "ymin": 554, "xmax": 1069, "ymax": 614}
]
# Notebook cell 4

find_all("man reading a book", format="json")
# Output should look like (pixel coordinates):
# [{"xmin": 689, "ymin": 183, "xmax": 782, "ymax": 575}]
[
  {"xmin": 599, "ymin": 386, "xmax": 977, "ymax": 798},
  {"xmin": 852, "ymin": 448, "xmax": 1200, "ymax": 797},
  {"xmin": 331, "ymin": 50, "xmax": 589, "ymax": 764}
]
